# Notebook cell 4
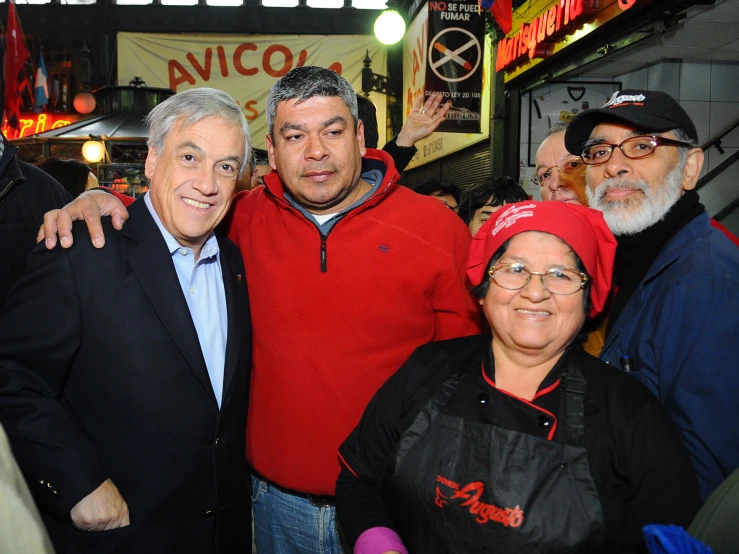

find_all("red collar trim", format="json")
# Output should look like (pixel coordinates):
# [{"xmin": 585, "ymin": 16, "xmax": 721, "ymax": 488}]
[{"xmin": 481, "ymin": 363, "xmax": 560, "ymax": 441}]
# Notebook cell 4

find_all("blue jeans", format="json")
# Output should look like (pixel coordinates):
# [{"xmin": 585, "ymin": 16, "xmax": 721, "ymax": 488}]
[{"xmin": 251, "ymin": 474, "xmax": 350, "ymax": 554}]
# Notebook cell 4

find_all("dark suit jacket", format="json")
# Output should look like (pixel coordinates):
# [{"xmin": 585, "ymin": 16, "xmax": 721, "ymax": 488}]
[
  {"xmin": 0, "ymin": 136, "xmax": 72, "ymax": 308},
  {"xmin": 0, "ymin": 198, "xmax": 252, "ymax": 554}
]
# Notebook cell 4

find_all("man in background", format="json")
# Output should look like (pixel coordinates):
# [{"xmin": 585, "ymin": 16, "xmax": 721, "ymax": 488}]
[
  {"xmin": 534, "ymin": 122, "xmax": 588, "ymax": 206},
  {"xmin": 412, "ymin": 178, "xmax": 460, "ymax": 212},
  {"xmin": 536, "ymin": 121, "xmax": 739, "ymax": 245},
  {"xmin": 0, "ymin": 134, "xmax": 71, "ymax": 308},
  {"xmin": 457, "ymin": 176, "xmax": 528, "ymax": 236},
  {"xmin": 249, "ymin": 149, "xmax": 271, "ymax": 189}
]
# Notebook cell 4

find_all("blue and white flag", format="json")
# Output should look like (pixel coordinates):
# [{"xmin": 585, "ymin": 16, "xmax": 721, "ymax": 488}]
[{"xmin": 33, "ymin": 51, "xmax": 49, "ymax": 113}]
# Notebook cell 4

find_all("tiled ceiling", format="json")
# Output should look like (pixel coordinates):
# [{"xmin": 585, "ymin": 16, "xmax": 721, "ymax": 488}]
[{"xmin": 577, "ymin": 0, "xmax": 739, "ymax": 77}]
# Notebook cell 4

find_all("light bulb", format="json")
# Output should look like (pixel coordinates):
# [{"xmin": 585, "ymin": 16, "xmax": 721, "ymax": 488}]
[
  {"xmin": 374, "ymin": 10, "xmax": 406, "ymax": 45},
  {"xmin": 82, "ymin": 140, "xmax": 105, "ymax": 163}
]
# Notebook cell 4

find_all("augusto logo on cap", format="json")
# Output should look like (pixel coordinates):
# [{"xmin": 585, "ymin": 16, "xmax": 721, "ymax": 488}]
[
  {"xmin": 492, "ymin": 203, "xmax": 536, "ymax": 236},
  {"xmin": 604, "ymin": 91, "xmax": 646, "ymax": 108}
]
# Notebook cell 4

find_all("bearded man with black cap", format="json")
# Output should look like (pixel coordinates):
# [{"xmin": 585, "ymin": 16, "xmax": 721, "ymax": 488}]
[{"xmin": 565, "ymin": 89, "xmax": 739, "ymax": 501}]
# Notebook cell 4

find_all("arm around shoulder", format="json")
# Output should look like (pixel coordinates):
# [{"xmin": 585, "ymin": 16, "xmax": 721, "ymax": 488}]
[{"xmin": 38, "ymin": 188, "xmax": 130, "ymax": 250}]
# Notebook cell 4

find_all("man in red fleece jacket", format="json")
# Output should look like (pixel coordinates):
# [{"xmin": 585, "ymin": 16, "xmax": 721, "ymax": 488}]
[{"xmin": 38, "ymin": 66, "xmax": 481, "ymax": 553}]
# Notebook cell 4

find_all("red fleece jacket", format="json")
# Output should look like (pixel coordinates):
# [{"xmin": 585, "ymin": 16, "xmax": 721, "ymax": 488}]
[{"xmin": 117, "ymin": 149, "xmax": 481, "ymax": 495}]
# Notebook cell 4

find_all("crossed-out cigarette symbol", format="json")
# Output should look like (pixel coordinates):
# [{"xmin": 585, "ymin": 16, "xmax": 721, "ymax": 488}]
[
  {"xmin": 429, "ymin": 27, "xmax": 481, "ymax": 83},
  {"xmin": 433, "ymin": 41, "xmax": 474, "ymax": 71}
]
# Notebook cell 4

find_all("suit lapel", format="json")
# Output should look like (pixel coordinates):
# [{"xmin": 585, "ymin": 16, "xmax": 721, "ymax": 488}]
[
  {"xmin": 219, "ymin": 240, "xmax": 243, "ymax": 403},
  {"xmin": 123, "ymin": 199, "xmax": 218, "ymax": 407}
]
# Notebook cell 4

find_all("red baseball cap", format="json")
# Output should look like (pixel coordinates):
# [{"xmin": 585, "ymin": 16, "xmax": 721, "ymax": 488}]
[{"xmin": 466, "ymin": 201, "xmax": 616, "ymax": 318}]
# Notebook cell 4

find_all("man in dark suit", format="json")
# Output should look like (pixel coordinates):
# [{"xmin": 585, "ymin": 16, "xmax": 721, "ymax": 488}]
[{"xmin": 0, "ymin": 87, "xmax": 252, "ymax": 553}]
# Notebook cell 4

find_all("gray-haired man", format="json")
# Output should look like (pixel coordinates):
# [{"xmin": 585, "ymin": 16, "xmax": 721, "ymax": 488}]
[
  {"xmin": 565, "ymin": 89, "xmax": 739, "ymax": 500},
  {"xmin": 0, "ymin": 87, "xmax": 253, "ymax": 552}
]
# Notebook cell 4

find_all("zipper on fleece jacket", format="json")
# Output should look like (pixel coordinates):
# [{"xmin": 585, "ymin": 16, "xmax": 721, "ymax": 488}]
[
  {"xmin": 266, "ymin": 171, "xmax": 399, "ymax": 274},
  {"xmin": 320, "ymin": 235, "xmax": 327, "ymax": 272},
  {"xmin": 314, "ymin": 173, "xmax": 398, "ymax": 273}
]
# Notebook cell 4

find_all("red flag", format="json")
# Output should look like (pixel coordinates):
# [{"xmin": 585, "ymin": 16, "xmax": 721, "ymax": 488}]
[
  {"xmin": 4, "ymin": 2, "xmax": 30, "ymax": 134},
  {"xmin": 481, "ymin": 0, "xmax": 512, "ymax": 35}
]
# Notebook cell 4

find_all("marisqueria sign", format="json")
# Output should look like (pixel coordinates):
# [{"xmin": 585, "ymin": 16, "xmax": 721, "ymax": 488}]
[{"xmin": 496, "ymin": 0, "xmax": 642, "ymax": 81}]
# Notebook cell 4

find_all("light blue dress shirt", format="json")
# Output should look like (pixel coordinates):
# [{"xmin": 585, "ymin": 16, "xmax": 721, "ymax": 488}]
[{"xmin": 144, "ymin": 193, "xmax": 228, "ymax": 408}]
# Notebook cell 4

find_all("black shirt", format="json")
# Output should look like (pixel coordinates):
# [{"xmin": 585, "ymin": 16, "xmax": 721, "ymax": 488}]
[
  {"xmin": 337, "ymin": 335, "xmax": 701, "ymax": 553},
  {"xmin": 382, "ymin": 137, "xmax": 416, "ymax": 175}
]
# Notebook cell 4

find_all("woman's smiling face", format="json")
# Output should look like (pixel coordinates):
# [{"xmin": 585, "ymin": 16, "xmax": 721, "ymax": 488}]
[{"xmin": 481, "ymin": 231, "xmax": 587, "ymax": 360}]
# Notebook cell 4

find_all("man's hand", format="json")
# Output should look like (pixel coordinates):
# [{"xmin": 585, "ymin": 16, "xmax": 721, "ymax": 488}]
[
  {"xmin": 37, "ymin": 189, "xmax": 130, "ymax": 250},
  {"xmin": 70, "ymin": 478, "xmax": 130, "ymax": 531},
  {"xmin": 396, "ymin": 94, "xmax": 452, "ymax": 148}
]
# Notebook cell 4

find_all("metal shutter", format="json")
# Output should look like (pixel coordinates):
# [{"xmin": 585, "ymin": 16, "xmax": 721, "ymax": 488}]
[
  {"xmin": 402, "ymin": 160, "xmax": 441, "ymax": 188},
  {"xmin": 402, "ymin": 140, "xmax": 491, "ymax": 190},
  {"xmin": 441, "ymin": 141, "xmax": 491, "ymax": 190}
]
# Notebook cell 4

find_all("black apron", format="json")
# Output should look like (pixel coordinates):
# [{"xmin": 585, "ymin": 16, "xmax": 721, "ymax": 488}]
[{"xmin": 386, "ymin": 358, "xmax": 607, "ymax": 553}]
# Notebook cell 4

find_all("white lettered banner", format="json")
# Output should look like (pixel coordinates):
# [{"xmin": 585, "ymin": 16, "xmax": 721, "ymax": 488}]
[{"xmin": 118, "ymin": 32, "xmax": 387, "ymax": 150}]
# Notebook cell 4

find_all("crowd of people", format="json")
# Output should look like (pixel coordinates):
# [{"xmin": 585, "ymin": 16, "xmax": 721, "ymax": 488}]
[{"xmin": 0, "ymin": 66, "xmax": 736, "ymax": 554}]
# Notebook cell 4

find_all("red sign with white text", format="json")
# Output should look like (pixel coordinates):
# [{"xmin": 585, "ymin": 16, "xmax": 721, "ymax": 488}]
[{"xmin": 496, "ymin": 0, "xmax": 641, "ymax": 78}]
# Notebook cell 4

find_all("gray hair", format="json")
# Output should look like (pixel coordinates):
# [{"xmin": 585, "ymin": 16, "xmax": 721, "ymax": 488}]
[
  {"xmin": 146, "ymin": 87, "xmax": 252, "ymax": 178},
  {"xmin": 546, "ymin": 122, "xmax": 569, "ymax": 137},
  {"xmin": 265, "ymin": 66, "xmax": 358, "ymax": 137},
  {"xmin": 670, "ymin": 127, "xmax": 695, "ymax": 146},
  {"xmin": 670, "ymin": 127, "xmax": 694, "ymax": 167}
]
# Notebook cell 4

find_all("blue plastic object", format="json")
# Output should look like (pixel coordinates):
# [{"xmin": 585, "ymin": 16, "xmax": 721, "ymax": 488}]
[{"xmin": 643, "ymin": 524, "xmax": 713, "ymax": 554}]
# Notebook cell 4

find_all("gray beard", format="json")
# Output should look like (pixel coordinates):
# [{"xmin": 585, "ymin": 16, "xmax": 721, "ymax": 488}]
[{"xmin": 586, "ymin": 163, "xmax": 685, "ymax": 236}]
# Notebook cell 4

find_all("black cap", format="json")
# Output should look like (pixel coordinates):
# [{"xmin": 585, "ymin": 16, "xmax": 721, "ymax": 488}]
[{"xmin": 564, "ymin": 89, "xmax": 698, "ymax": 155}]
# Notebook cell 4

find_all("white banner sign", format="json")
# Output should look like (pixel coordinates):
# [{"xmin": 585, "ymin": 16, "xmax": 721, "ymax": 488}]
[
  {"xmin": 402, "ymin": 6, "xmax": 491, "ymax": 170},
  {"xmin": 118, "ymin": 32, "xmax": 387, "ymax": 150}
]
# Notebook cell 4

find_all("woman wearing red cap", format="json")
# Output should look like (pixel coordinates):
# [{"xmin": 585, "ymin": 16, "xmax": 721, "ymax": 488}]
[{"xmin": 336, "ymin": 201, "xmax": 701, "ymax": 554}]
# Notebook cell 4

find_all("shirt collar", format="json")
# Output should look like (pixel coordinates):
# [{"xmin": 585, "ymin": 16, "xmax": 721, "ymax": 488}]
[{"xmin": 143, "ymin": 192, "xmax": 219, "ymax": 260}]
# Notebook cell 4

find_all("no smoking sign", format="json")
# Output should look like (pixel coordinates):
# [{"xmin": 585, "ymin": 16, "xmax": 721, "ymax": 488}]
[{"xmin": 429, "ymin": 27, "xmax": 481, "ymax": 83}]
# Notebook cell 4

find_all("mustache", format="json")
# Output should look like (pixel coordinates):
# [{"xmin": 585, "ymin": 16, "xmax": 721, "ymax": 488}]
[
  {"xmin": 302, "ymin": 166, "xmax": 337, "ymax": 176},
  {"xmin": 590, "ymin": 179, "xmax": 650, "ymax": 203}
]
